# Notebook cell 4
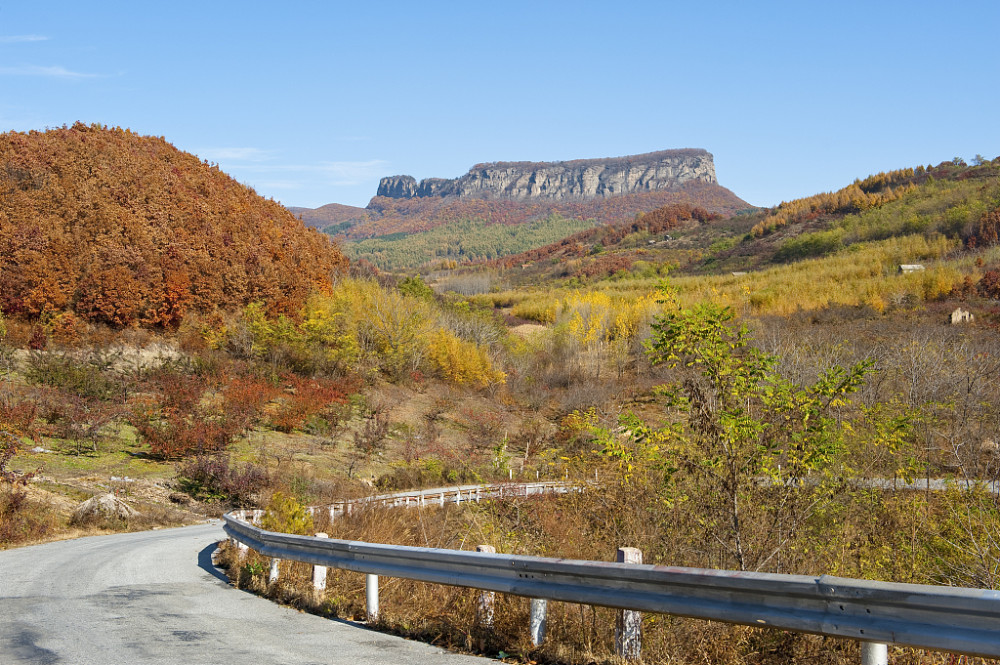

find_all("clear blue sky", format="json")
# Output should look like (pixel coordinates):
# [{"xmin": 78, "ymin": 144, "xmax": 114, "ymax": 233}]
[{"xmin": 2, "ymin": 1, "xmax": 998, "ymax": 209}]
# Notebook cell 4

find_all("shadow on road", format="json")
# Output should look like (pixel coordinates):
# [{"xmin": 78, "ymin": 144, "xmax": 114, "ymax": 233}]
[{"xmin": 197, "ymin": 542, "xmax": 232, "ymax": 585}]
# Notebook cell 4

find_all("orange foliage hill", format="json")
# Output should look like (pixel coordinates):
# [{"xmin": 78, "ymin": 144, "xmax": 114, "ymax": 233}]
[
  {"xmin": 342, "ymin": 180, "xmax": 749, "ymax": 240},
  {"xmin": 0, "ymin": 123, "xmax": 347, "ymax": 326}
]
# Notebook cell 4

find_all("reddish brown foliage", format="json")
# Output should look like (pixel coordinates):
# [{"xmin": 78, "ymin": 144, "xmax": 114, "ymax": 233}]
[
  {"xmin": 0, "ymin": 123, "xmax": 347, "ymax": 327},
  {"xmin": 346, "ymin": 182, "xmax": 744, "ymax": 240},
  {"xmin": 496, "ymin": 202, "xmax": 718, "ymax": 268},
  {"xmin": 177, "ymin": 454, "xmax": 270, "ymax": 508},
  {"xmin": 267, "ymin": 375, "xmax": 353, "ymax": 434},
  {"xmin": 978, "ymin": 270, "xmax": 1000, "ymax": 299},
  {"xmin": 973, "ymin": 207, "xmax": 1000, "ymax": 248},
  {"xmin": 0, "ymin": 394, "xmax": 38, "ymax": 434},
  {"xmin": 575, "ymin": 253, "xmax": 636, "ymax": 278},
  {"xmin": 132, "ymin": 369, "xmax": 270, "ymax": 459}
]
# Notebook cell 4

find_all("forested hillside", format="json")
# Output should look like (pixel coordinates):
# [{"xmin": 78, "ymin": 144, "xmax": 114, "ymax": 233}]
[
  {"xmin": 0, "ymin": 123, "xmax": 346, "ymax": 328},
  {"xmin": 332, "ymin": 182, "xmax": 749, "ymax": 270},
  {"xmin": 464, "ymin": 157, "xmax": 1000, "ymax": 291}
]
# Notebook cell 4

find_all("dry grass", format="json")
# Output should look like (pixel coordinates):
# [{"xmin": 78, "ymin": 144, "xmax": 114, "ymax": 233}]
[{"xmin": 217, "ymin": 474, "xmax": 1000, "ymax": 665}]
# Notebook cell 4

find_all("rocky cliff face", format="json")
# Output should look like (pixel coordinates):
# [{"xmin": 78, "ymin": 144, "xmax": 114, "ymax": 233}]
[{"xmin": 376, "ymin": 149, "xmax": 717, "ymax": 201}]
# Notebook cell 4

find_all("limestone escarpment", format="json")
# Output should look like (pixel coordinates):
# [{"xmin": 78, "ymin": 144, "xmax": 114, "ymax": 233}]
[{"xmin": 376, "ymin": 149, "xmax": 717, "ymax": 202}]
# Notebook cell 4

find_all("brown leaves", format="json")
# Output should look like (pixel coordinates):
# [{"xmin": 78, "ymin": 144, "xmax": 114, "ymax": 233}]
[{"xmin": 0, "ymin": 123, "xmax": 348, "ymax": 328}]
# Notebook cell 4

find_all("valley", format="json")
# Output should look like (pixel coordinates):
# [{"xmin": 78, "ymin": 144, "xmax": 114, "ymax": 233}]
[{"xmin": 1, "ymin": 125, "xmax": 999, "ymax": 665}]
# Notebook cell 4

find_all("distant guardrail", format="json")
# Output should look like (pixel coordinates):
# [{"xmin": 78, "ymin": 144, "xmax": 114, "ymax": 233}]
[{"xmin": 223, "ymin": 481, "xmax": 1000, "ymax": 663}]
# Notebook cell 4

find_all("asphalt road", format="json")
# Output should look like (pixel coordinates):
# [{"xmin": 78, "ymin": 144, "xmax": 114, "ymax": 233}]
[{"xmin": 0, "ymin": 522, "xmax": 491, "ymax": 664}]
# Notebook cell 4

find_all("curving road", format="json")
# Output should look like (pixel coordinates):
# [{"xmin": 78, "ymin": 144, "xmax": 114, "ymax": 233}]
[{"xmin": 0, "ymin": 522, "xmax": 491, "ymax": 664}]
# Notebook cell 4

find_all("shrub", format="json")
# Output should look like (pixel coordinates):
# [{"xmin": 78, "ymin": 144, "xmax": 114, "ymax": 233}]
[
  {"xmin": 134, "ymin": 412, "xmax": 240, "ymax": 459},
  {"xmin": 176, "ymin": 455, "xmax": 269, "ymax": 508},
  {"xmin": 425, "ymin": 328, "xmax": 506, "ymax": 389},
  {"xmin": 131, "ymin": 368, "xmax": 249, "ymax": 459},
  {"xmin": 23, "ymin": 351, "xmax": 124, "ymax": 401},
  {"xmin": 773, "ymin": 228, "xmax": 846, "ymax": 262},
  {"xmin": 348, "ymin": 403, "xmax": 390, "ymax": 478},
  {"xmin": 0, "ymin": 393, "xmax": 38, "ymax": 434},
  {"xmin": 261, "ymin": 491, "xmax": 313, "ymax": 535},
  {"xmin": 978, "ymin": 269, "xmax": 1000, "ymax": 299},
  {"xmin": 0, "ymin": 430, "xmax": 51, "ymax": 544},
  {"xmin": 267, "ymin": 375, "xmax": 352, "ymax": 433},
  {"xmin": 36, "ymin": 388, "xmax": 118, "ymax": 453}
]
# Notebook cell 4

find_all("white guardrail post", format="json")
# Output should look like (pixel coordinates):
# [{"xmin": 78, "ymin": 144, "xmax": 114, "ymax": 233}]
[
  {"xmin": 366, "ymin": 574, "xmax": 379, "ymax": 622},
  {"xmin": 530, "ymin": 598, "xmax": 547, "ymax": 646},
  {"xmin": 269, "ymin": 558, "xmax": 280, "ymax": 584},
  {"xmin": 313, "ymin": 533, "xmax": 328, "ymax": 596},
  {"xmin": 615, "ymin": 547, "xmax": 642, "ymax": 661},
  {"xmin": 862, "ymin": 642, "xmax": 888, "ymax": 665},
  {"xmin": 476, "ymin": 545, "xmax": 496, "ymax": 628}
]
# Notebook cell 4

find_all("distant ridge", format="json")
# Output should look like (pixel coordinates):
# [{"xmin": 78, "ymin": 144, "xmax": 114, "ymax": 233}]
[
  {"xmin": 376, "ymin": 149, "xmax": 717, "ymax": 202},
  {"xmin": 288, "ymin": 202, "xmax": 367, "ymax": 229},
  {"xmin": 287, "ymin": 149, "xmax": 751, "ymax": 270}
]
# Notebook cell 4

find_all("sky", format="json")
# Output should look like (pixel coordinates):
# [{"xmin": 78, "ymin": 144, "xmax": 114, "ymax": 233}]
[{"xmin": 1, "ymin": 1, "xmax": 998, "ymax": 210}]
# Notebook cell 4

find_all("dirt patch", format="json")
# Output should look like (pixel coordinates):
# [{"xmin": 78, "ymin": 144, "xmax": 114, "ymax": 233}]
[{"xmin": 509, "ymin": 323, "xmax": 548, "ymax": 338}]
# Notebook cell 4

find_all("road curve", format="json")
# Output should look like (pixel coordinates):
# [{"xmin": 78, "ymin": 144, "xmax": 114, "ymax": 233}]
[{"xmin": 0, "ymin": 522, "xmax": 491, "ymax": 664}]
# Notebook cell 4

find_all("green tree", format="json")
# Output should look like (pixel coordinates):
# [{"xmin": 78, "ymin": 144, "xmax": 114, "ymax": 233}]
[{"xmin": 646, "ymin": 288, "xmax": 873, "ymax": 571}]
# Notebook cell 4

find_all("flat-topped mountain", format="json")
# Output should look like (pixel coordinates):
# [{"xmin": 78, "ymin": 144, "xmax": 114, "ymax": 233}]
[{"xmin": 377, "ymin": 149, "xmax": 717, "ymax": 202}]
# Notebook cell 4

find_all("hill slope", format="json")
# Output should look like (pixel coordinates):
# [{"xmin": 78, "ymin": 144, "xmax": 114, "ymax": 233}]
[
  {"xmin": 0, "ymin": 123, "xmax": 346, "ymax": 326},
  {"xmin": 465, "ymin": 156, "xmax": 1000, "ymax": 320},
  {"xmin": 289, "ymin": 150, "xmax": 751, "ymax": 271},
  {"xmin": 287, "ymin": 202, "xmax": 367, "ymax": 230}
]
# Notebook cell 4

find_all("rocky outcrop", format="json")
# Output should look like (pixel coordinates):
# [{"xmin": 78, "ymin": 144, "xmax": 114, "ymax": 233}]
[
  {"xmin": 376, "ymin": 149, "xmax": 717, "ymax": 202},
  {"xmin": 377, "ymin": 175, "xmax": 419, "ymax": 199}
]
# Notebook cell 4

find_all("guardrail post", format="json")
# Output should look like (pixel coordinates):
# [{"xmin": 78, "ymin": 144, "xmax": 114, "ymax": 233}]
[
  {"xmin": 366, "ymin": 574, "xmax": 379, "ymax": 622},
  {"xmin": 615, "ymin": 547, "xmax": 642, "ymax": 661},
  {"xmin": 861, "ymin": 642, "xmax": 888, "ymax": 665},
  {"xmin": 476, "ymin": 545, "xmax": 496, "ymax": 628},
  {"xmin": 312, "ymin": 533, "xmax": 329, "ymax": 595},
  {"xmin": 269, "ymin": 558, "xmax": 280, "ymax": 584},
  {"xmin": 530, "ymin": 598, "xmax": 547, "ymax": 646},
  {"xmin": 440, "ymin": 491, "xmax": 445, "ymax": 506}
]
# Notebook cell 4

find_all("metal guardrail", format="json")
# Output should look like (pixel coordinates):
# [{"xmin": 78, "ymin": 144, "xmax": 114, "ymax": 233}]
[{"xmin": 223, "ymin": 482, "xmax": 1000, "ymax": 661}]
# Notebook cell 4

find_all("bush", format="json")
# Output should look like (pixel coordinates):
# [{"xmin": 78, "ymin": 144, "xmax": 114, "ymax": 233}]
[
  {"xmin": 426, "ymin": 328, "xmax": 506, "ymax": 389},
  {"xmin": 24, "ymin": 351, "xmax": 124, "ymax": 401},
  {"xmin": 267, "ymin": 375, "xmax": 353, "ymax": 433},
  {"xmin": 978, "ymin": 269, "xmax": 1000, "ymax": 299},
  {"xmin": 177, "ymin": 455, "xmax": 269, "ymax": 508},
  {"xmin": 774, "ymin": 228, "xmax": 846, "ymax": 262},
  {"xmin": 0, "ymin": 431, "xmax": 51, "ymax": 544},
  {"xmin": 131, "ymin": 367, "xmax": 263, "ymax": 459},
  {"xmin": 261, "ymin": 491, "xmax": 313, "ymax": 535}
]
